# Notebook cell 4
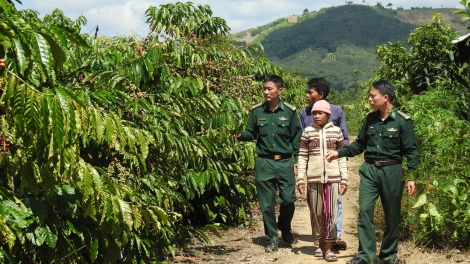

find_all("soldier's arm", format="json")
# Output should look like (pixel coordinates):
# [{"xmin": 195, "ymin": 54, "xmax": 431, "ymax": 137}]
[
  {"xmin": 237, "ymin": 109, "xmax": 258, "ymax": 141},
  {"xmin": 337, "ymin": 116, "xmax": 368, "ymax": 158},
  {"xmin": 401, "ymin": 118, "xmax": 419, "ymax": 179}
]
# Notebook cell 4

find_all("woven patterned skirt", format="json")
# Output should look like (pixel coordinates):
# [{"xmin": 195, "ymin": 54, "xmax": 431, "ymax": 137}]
[{"xmin": 306, "ymin": 182, "xmax": 340, "ymax": 242}]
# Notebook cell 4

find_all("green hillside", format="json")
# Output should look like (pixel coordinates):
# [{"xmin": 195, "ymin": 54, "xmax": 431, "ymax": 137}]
[
  {"xmin": 231, "ymin": 4, "xmax": 469, "ymax": 92},
  {"xmin": 272, "ymin": 44, "xmax": 378, "ymax": 94},
  {"xmin": 262, "ymin": 5, "xmax": 416, "ymax": 60}
]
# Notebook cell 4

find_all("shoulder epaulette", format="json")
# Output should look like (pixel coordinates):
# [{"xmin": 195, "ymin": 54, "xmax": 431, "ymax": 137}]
[
  {"xmin": 283, "ymin": 102, "xmax": 296, "ymax": 111},
  {"xmin": 365, "ymin": 110, "xmax": 376, "ymax": 116},
  {"xmin": 397, "ymin": 110, "xmax": 410, "ymax": 120},
  {"xmin": 251, "ymin": 102, "xmax": 263, "ymax": 110}
]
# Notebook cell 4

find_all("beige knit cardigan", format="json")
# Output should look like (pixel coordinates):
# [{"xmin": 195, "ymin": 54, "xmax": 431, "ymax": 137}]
[{"xmin": 297, "ymin": 122, "xmax": 348, "ymax": 186}]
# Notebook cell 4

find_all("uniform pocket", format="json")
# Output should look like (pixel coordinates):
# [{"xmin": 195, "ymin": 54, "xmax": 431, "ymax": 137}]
[
  {"xmin": 383, "ymin": 130, "xmax": 399, "ymax": 149},
  {"xmin": 257, "ymin": 120, "xmax": 269, "ymax": 135},
  {"xmin": 367, "ymin": 128, "xmax": 378, "ymax": 147},
  {"xmin": 277, "ymin": 121, "xmax": 290, "ymax": 136}
]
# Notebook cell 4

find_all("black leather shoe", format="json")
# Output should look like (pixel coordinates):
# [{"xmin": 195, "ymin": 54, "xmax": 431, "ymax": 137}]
[
  {"xmin": 383, "ymin": 259, "xmax": 400, "ymax": 264},
  {"xmin": 281, "ymin": 230, "xmax": 294, "ymax": 244},
  {"xmin": 265, "ymin": 242, "xmax": 278, "ymax": 253},
  {"xmin": 347, "ymin": 258, "xmax": 367, "ymax": 264}
]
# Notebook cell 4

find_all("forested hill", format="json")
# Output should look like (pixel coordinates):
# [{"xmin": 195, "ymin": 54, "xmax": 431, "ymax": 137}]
[
  {"xmin": 261, "ymin": 5, "xmax": 415, "ymax": 60},
  {"xmin": 231, "ymin": 4, "xmax": 467, "ymax": 93}
]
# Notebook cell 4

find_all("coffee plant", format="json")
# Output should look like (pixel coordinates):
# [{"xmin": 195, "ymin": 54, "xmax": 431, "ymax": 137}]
[{"xmin": 0, "ymin": 0, "xmax": 307, "ymax": 262}]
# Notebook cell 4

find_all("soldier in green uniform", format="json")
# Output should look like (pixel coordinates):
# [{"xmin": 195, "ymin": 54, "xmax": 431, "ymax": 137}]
[
  {"xmin": 234, "ymin": 75, "xmax": 302, "ymax": 252},
  {"xmin": 324, "ymin": 80, "xmax": 418, "ymax": 264}
]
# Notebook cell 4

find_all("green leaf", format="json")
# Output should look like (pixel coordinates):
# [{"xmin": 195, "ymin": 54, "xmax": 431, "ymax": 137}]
[
  {"xmin": 42, "ymin": 33, "xmax": 66, "ymax": 70},
  {"xmin": 428, "ymin": 203, "xmax": 441, "ymax": 218},
  {"xmin": 52, "ymin": 97, "xmax": 65, "ymax": 149},
  {"xmin": 24, "ymin": 197, "xmax": 46, "ymax": 225},
  {"xmin": 32, "ymin": 32, "xmax": 53, "ymax": 73},
  {"xmin": 94, "ymin": 110, "xmax": 105, "ymax": 142},
  {"xmin": 83, "ymin": 163, "xmax": 93, "ymax": 201},
  {"xmin": 118, "ymin": 199, "xmax": 133, "ymax": 229},
  {"xmin": 137, "ymin": 130, "xmax": 149, "ymax": 158},
  {"xmin": 102, "ymin": 240, "xmax": 120, "ymax": 264},
  {"xmin": 412, "ymin": 193, "xmax": 427, "ymax": 208},
  {"xmin": 24, "ymin": 90, "xmax": 40, "ymax": 135},
  {"xmin": 102, "ymin": 174, "xmax": 117, "ymax": 195},
  {"xmin": 13, "ymin": 38, "xmax": 28, "ymax": 74},
  {"xmin": 106, "ymin": 114, "xmax": 117, "ymax": 148},
  {"xmin": 131, "ymin": 205, "xmax": 142, "ymax": 229},
  {"xmin": 90, "ymin": 238, "xmax": 99, "ymax": 261},
  {"xmin": 0, "ymin": 215, "xmax": 16, "ymax": 249},
  {"xmin": 55, "ymin": 87, "xmax": 70, "ymax": 113}
]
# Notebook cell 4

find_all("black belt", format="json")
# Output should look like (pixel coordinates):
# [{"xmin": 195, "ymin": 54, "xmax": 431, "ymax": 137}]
[
  {"xmin": 366, "ymin": 159, "xmax": 401, "ymax": 167},
  {"xmin": 258, "ymin": 154, "xmax": 292, "ymax": 160}
]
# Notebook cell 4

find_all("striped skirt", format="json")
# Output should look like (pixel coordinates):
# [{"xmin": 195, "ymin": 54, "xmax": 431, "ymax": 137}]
[{"xmin": 306, "ymin": 182, "xmax": 340, "ymax": 242}]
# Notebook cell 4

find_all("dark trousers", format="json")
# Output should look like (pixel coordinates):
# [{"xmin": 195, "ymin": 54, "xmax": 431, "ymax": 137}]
[
  {"xmin": 255, "ymin": 157, "xmax": 296, "ymax": 244},
  {"xmin": 356, "ymin": 163, "xmax": 404, "ymax": 263}
]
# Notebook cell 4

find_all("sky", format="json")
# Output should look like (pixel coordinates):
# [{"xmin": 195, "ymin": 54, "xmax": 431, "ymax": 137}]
[{"xmin": 16, "ymin": 0, "xmax": 463, "ymax": 37}]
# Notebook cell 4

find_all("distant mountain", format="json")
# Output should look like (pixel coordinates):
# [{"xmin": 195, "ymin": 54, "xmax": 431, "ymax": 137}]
[{"xmin": 231, "ymin": 5, "xmax": 468, "ymax": 92}]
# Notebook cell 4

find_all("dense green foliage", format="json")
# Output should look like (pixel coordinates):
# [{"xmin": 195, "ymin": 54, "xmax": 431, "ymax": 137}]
[
  {"xmin": 261, "ymin": 5, "xmax": 415, "ymax": 60},
  {"xmin": 362, "ymin": 16, "xmax": 470, "ymax": 247},
  {"xmin": 0, "ymin": 1, "xmax": 308, "ymax": 262}
]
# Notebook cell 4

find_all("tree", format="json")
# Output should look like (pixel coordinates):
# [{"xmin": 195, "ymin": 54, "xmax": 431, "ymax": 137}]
[
  {"xmin": 303, "ymin": 8, "xmax": 309, "ymax": 15},
  {"xmin": 145, "ymin": 2, "xmax": 230, "ymax": 39},
  {"xmin": 387, "ymin": 3, "xmax": 393, "ymax": 9},
  {"xmin": 373, "ymin": 15, "xmax": 464, "ymax": 95}
]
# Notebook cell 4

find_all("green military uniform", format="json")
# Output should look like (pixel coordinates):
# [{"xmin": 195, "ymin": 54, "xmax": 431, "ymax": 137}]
[
  {"xmin": 238, "ymin": 100, "xmax": 302, "ymax": 244},
  {"xmin": 337, "ymin": 107, "xmax": 418, "ymax": 263}
]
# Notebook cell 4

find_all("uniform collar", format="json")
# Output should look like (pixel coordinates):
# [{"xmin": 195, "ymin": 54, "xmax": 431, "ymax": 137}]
[
  {"xmin": 389, "ymin": 107, "xmax": 398, "ymax": 120},
  {"xmin": 263, "ymin": 99, "xmax": 285, "ymax": 112},
  {"xmin": 372, "ymin": 106, "xmax": 398, "ymax": 120}
]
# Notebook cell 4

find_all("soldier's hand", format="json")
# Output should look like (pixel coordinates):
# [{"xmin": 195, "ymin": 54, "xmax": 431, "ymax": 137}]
[
  {"xmin": 233, "ymin": 134, "xmax": 241, "ymax": 139},
  {"xmin": 407, "ymin": 181, "xmax": 416, "ymax": 195},
  {"xmin": 340, "ymin": 184, "xmax": 347, "ymax": 195},
  {"xmin": 0, "ymin": 59, "xmax": 5, "ymax": 68},
  {"xmin": 297, "ymin": 184, "xmax": 305, "ymax": 195},
  {"xmin": 294, "ymin": 163, "xmax": 298, "ymax": 174},
  {"xmin": 324, "ymin": 151, "xmax": 339, "ymax": 163}
]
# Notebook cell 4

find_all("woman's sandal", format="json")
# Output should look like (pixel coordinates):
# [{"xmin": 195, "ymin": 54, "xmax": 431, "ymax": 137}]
[
  {"xmin": 332, "ymin": 238, "xmax": 347, "ymax": 250},
  {"xmin": 324, "ymin": 252, "xmax": 338, "ymax": 262},
  {"xmin": 314, "ymin": 248, "xmax": 323, "ymax": 257}
]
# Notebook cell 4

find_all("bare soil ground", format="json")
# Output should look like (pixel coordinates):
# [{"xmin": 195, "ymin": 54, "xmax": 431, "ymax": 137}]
[{"xmin": 171, "ymin": 140, "xmax": 470, "ymax": 264}]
